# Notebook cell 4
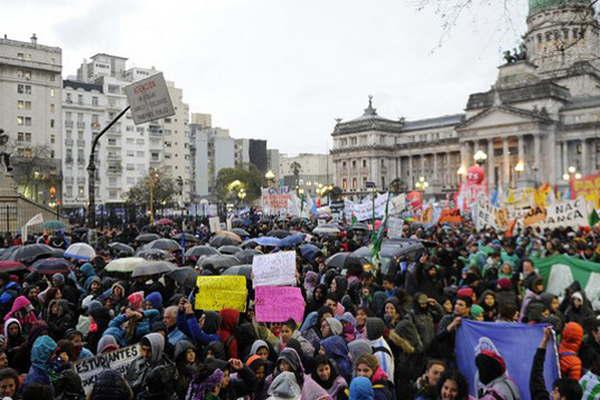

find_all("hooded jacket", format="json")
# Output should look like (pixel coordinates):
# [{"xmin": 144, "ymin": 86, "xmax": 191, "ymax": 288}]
[
  {"xmin": 23, "ymin": 335, "xmax": 57, "ymax": 389},
  {"xmin": 47, "ymin": 299, "xmax": 76, "ymax": 340},
  {"xmin": 349, "ymin": 376, "xmax": 374, "ymax": 400},
  {"xmin": 125, "ymin": 332, "xmax": 176, "ymax": 396},
  {"xmin": 365, "ymin": 318, "xmax": 394, "ymax": 384},
  {"xmin": 218, "ymin": 309, "xmax": 240, "ymax": 359},
  {"xmin": 267, "ymin": 371, "xmax": 301, "ymax": 400},
  {"xmin": 4, "ymin": 296, "xmax": 38, "ymax": 329},
  {"xmin": 559, "ymin": 322, "xmax": 583, "ymax": 380},
  {"xmin": 320, "ymin": 335, "xmax": 352, "ymax": 382}
]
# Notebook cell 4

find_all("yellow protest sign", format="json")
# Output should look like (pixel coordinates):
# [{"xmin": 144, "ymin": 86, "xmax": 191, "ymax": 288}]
[{"xmin": 195, "ymin": 276, "xmax": 247, "ymax": 312}]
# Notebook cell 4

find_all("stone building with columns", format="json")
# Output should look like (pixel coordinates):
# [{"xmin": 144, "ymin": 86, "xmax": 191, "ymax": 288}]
[{"xmin": 331, "ymin": 0, "xmax": 600, "ymax": 197}]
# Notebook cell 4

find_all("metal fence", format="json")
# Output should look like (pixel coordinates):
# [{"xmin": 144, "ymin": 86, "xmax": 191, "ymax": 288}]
[{"xmin": 0, "ymin": 194, "xmax": 68, "ymax": 234}]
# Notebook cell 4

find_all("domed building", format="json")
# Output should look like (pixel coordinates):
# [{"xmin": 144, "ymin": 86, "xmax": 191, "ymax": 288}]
[{"xmin": 331, "ymin": 0, "xmax": 600, "ymax": 198}]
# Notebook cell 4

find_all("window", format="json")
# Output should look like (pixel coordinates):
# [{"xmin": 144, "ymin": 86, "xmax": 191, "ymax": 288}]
[
  {"xmin": 92, "ymin": 96, "xmax": 98, "ymax": 106},
  {"xmin": 50, "ymin": 150, "xmax": 55, "ymax": 158},
  {"xmin": 136, "ymin": 139, "xmax": 145, "ymax": 145},
  {"xmin": 126, "ymin": 150, "xmax": 135, "ymax": 157},
  {"xmin": 77, "ymin": 94, "xmax": 83, "ymax": 105},
  {"xmin": 17, "ymin": 84, "xmax": 31, "ymax": 94},
  {"xmin": 50, "ymin": 73, "xmax": 55, "ymax": 82},
  {"xmin": 66, "ymin": 130, "xmax": 72, "ymax": 139},
  {"xmin": 342, "ymin": 161, "xmax": 347, "ymax": 168},
  {"xmin": 50, "ymin": 89, "xmax": 55, "ymax": 97},
  {"xmin": 126, "ymin": 164, "xmax": 135, "ymax": 171},
  {"xmin": 65, "ymin": 112, "xmax": 72, "ymax": 120},
  {"xmin": 25, "ymin": 133, "xmax": 31, "ymax": 142},
  {"xmin": 17, "ymin": 70, "xmax": 31, "ymax": 80},
  {"xmin": 136, "ymin": 151, "xmax": 144, "ymax": 157},
  {"xmin": 92, "ymin": 114, "xmax": 99, "ymax": 124},
  {"xmin": 352, "ymin": 178, "xmax": 357, "ymax": 189},
  {"xmin": 126, "ymin": 138, "xmax": 135, "ymax": 144},
  {"xmin": 352, "ymin": 160, "xmax": 357, "ymax": 168},
  {"xmin": 17, "ymin": 116, "xmax": 31, "ymax": 126},
  {"xmin": 66, "ymin": 93, "xmax": 72, "ymax": 103},
  {"xmin": 17, "ymin": 53, "xmax": 24, "ymax": 59},
  {"xmin": 342, "ymin": 179, "xmax": 347, "ymax": 190},
  {"xmin": 50, "ymin": 119, "xmax": 55, "ymax": 128},
  {"xmin": 79, "ymin": 186, "xmax": 85, "ymax": 196},
  {"xmin": 66, "ymin": 149, "xmax": 72, "ymax": 160},
  {"xmin": 50, "ymin": 103, "xmax": 55, "ymax": 112},
  {"xmin": 381, "ymin": 159, "xmax": 385, "ymax": 168},
  {"xmin": 65, "ymin": 185, "xmax": 73, "ymax": 197},
  {"xmin": 78, "ymin": 131, "xmax": 84, "ymax": 140},
  {"xmin": 362, "ymin": 160, "xmax": 367, "ymax": 168},
  {"xmin": 108, "ymin": 138, "xmax": 117, "ymax": 146},
  {"xmin": 17, "ymin": 100, "xmax": 31, "ymax": 110},
  {"xmin": 77, "ymin": 113, "xmax": 83, "ymax": 121},
  {"xmin": 17, "ymin": 132, "xmax": 23, "ymax": 142},
  {"xmin": 50, "ymin": 135, "xmax": 55, "ymax": 144}
]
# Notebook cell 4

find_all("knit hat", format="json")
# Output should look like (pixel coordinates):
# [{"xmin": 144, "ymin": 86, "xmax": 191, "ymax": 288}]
[
  {"xmin": 470, "ymin": 304, "xmax": 484, "ymax": 319},
  {"xmin": 89, "ymin": 370, "xmax": 132, "ymax": 400},
  {"xmin": 475, "ymin": 350, "xmax": 506, "ymax": 384},
  {"xmin": 144, "ymin": 292, "xmax": 163, "ymax": 310},
  {"xmin": 497, "ymin": 278, "xmax": 512, "ymax": 290},
  {"xmin": 325, "ymin": 317, "xmax": 343, "ymax": 336},
  {"xmin": 456, "ymin": 287, "xmax": 474, "ymax": 300},
  {"xmin": 127, "ymin": 291, "xmax": 144, "ymax": 310},
  {"xmin": 349, "ymin": 376, "xmax": 374, "ymax": 400}
]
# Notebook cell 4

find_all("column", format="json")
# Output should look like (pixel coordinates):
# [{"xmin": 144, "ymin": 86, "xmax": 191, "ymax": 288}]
[
  {"xmin": 487, "ymin": 139, "xmax": 495, "ymax": 189},
  {"xmin": 408, "ymin": 155, "xmax": 413, "ymax": 187},
  {"xmin": 562, "ymin": 141, "xmax": 568, "ymax": 179},
  {"xmin": 433, "ymin": 153, "xmax": 438, "ymax": 182},
  {"xmin": 459, "ymin": 142, "xmax": 467, "ymax": 183},
  {"xmin": 503, "ymin": 137, "xmax": 510, "ymax": 188},
  {"xmin": 420, "ymin": 154, "xmax": 425, "ymax": 179},
  {"xmin": 518, "ymin": 135, "xmax": 524, "ymax": 163},
  {"xmin": 533, "ymin": 134, "xmax": 541, "ymax": 171},
  {"xmin": 581, "ymin": 139, "xmax": 588, "ymax": 175}
]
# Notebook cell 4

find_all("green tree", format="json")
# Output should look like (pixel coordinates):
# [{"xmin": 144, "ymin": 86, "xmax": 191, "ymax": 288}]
[
  {"xmin": 215, "ymin": 164, "xmax": 263, "ymax": 202},
  {"xmin": 125, "ymin": 170, "xmax": 177, "ymax": 214}
]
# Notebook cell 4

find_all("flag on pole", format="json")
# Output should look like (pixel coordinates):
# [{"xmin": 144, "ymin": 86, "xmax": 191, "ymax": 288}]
[
  {"xmin": 589, "ymin": 208, "xmax": 600, "ymax": 227},
  {"xmin": 21, "ymin": 213, "xmax": 44, "ymax": 240},
  {"xmin": 370, "ymin": 192, "xmax": 390, "ymax": 266}
]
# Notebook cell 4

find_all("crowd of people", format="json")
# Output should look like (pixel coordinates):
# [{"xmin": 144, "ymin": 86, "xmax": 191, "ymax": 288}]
[{"xmin": 0, "ymin": 211, "xmax": 598, "ymax": 400}]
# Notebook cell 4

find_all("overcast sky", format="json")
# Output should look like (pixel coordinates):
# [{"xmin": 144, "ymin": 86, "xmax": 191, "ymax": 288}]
[{"xmin": 3, "ymin": 0, "xmax": 529, "ymax": 155}]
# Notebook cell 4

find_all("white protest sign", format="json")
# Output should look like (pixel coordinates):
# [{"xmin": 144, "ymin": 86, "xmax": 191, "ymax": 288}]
[
  {"xmin": 387, "ymin": 217, "xmax": 404, "ymax": 239},
  {"xmin": 73, "ymin": 345, "xmax": 140, "ymax": 395},
  {"xmin": 208, "ymin": 216, "xmax": 221, "ymax": 233},
  {"xmin": 252, "ymin": 250, "xmax": 296, "ymax": 287},
  {"xmin": 124, "ymin": 72, "xmax": 175, "ymax": 124},
  {"xmin": 541, "ymin": 198, "xmax": 589, "ymax": 229}
]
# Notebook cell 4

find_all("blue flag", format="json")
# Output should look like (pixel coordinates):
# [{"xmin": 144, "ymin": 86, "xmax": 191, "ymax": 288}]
[{"xmin": 455, "ymin": 320, "xmax": 559, "ymax": 400}]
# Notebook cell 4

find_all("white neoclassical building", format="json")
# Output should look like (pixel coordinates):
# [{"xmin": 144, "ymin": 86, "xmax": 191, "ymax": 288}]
[{"xmin": 331, "ymin": 0, "xmax": 600, "ymax": 197}]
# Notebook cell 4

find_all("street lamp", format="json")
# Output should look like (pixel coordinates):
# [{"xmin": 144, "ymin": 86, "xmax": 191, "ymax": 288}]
[
  {"xmin": 265, "ymin": 170, "xmax": 275, "ymax": 188},
  {"xmin": 473, "ymin": 150, "xmax": 488, "ymax": 165},
  {"xmin": 148, "ymin": 168, "xmax": 160, "ymax": 224},
  {"xmin": 563, "ymin": 166, "xmax": 581, "ymax": 182},
  {"xmin": 457, "ymin": 165, "xmax": 467, "ymax": 176},
  {"xmin": 415, "ymin": 176, "xmax": 429, "ymax": 191},
  {"xmin": 514, "ymin": 160, "xmax": 525, "ymax": 172}
]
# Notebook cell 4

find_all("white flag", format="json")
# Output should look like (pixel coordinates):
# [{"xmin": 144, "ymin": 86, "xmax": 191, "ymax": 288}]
[{"xmin": 22, "ymin": 213, "xmax": 44, "ymax": 239}]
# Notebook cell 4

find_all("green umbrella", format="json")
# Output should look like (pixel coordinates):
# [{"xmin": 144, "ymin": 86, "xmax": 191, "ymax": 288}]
[{"xmin": 43, "ymin": 220, "xmax": 65, "ymax": 230}]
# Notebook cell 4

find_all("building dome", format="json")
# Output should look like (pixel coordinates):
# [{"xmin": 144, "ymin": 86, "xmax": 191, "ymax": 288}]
[{"xmin": 529, "ymin": 0, "xmax": 591, "ymax": 15}]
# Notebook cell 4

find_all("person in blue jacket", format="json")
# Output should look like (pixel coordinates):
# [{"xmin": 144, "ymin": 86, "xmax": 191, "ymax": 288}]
[
  {"xmin": 176, "ymin": 297, "xmax": 219, "ymax": 346},
  {"xmin": 23, "ymin": 335, "xmax": 57, "ymax": 389},
  {"xmin": 108, "ymin": 307, "xmax": 160, "ymax": 345}
]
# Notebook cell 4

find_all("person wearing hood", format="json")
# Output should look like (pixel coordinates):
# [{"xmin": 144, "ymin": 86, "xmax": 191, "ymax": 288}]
[
  {"xmin": 96, "ymin": 335, "xmax": 120, "ymax": 354},
  {"xmin": 478, "ymin": 291, "xmax": 498, "ymax": 322},
  {"xmin": 319, "ymin": 335, "xmax": 352, "ymax": 383},
  {"xmin": 86, "ymin": 305, "xmax": 112, "ymax": 354},
  {"xmin": 0, "ymin": 273, "xmax": 20, "ymax": 314},
  {"xmin": 49, "ymin": 339, "xmax": 85, "ymax": 400},
  {"xmin": 79, "ymin": 263, "xmax": 97, "ymax": 291},
  {"xmin": 4, "ymin": 318, "xmax": 24, "ymax": 367},
  {"xmin": 353, "ymin": 354, "xmax": 394, "ymax": 400},
  {"xmin": 46, "ymin": 299, "xmax": 76, "ymax": 341},
  {"xmin": 174, "ymin": 340, "xmax": 197, "ymax": 400},
  {"xmin": 144, "ymin": 292, "xmax": 163, "ymax": 313},
  {"xmin": 4, "ymin": 296, "xmax": 38, "ymax": 334},
  {"xmin": 365, "ymin": 317, "xmax": 394, "ymax": 384},
  {"xmin": 559, "ymin": 322, "xmax": 584, "ymax": 380},
  {"xmin": 564, "ymin": 292, "xmax": 594, "ymax": 327},
  {"xmin": 204, "ymin": 357, "xmax": 258, "ymax": 400},
  {"xmin": 218, "ymin": 309, "xmax": 240, "ymax": 359},
  {"xmin": 89, "ymin": 369, "xmax": 133, "ymax": 400},
  {"xmin": 176, "ymin": 300, "xmax": 219, "ymax": 347},
  {"xmin": 301, "ymin": 376, "xmax": 332, "ymax": 400},
  {"xmin": 410, "ymin": 293, "xmax": 443, "ymax": 351},
  {"xmin": 277, "ymin": 319, "xmax": 314, "ymax": 357},
  {"xmin": 125, "ymin": 332, "xmax": 176, "ymax": 396},
  {"xmin": 348, "ymin": 339, "xmax": 372, "ymax": 367},
  {"xmin": 348, "ymin": 376, "xmax": 374, "ymax": 400},
  {"xmin": 475, "ymin": 349, "xmax": 520, "ymax": 400},
  {"xmin": 184, "ymin": 364, "xmax": 225, "ymax": 400},
  {"xmin": 310, "ymin": 354, "xmax": 348, "ymax": 399},
  {"xmin": 320, "ymin": 317, "xmax": 343, "ymax": 340},
  {"xmin": 23, "ymin": 335, "xmax": 57, "ymax": 390},
  {"xmin": 266, "ymin": 348, "xmax": 305, "ymax": 392},
  {"xmin": 338, "ymin": 312, "xmax": 357, "ymax": 343},
  {"xmin": 86, "ymin": 276, "xmax": 103, "ymax": 299},
  {"xmin": 267, "ymin": 371, "xmax": 301, "ymax": 400},
  {"xmin": 519, "ymin": 275, "xmax": 544, "ymax": 323},
  {"xmin": 580, "ymin": 318, "xmax": 600, "ymax": 372},
  {"xmin": 65, "ymin": 329, "xmax": 93, "ymax": 360},
  {"xmin": 539, "ymin": 293, "xmax": 564, "ymax": 332}
]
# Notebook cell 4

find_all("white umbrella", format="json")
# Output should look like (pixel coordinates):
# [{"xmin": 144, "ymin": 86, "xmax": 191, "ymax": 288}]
[
  {"xmin": 131, "ymin": 261, "xmax": 177, "ymax": 278},
  {"xmin": 64, "ymin": 243, "xmax": 96, "ymax": 261},
  {"xmin": 105, "ymin": 257, "xmax": 146, "ymax": 273}
]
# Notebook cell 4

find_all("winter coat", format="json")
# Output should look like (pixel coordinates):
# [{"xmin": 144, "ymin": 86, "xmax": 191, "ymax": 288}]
[
  {"xmin": 559, "ymin": 322, "xmax": 583, "ymax": 380},
  {"xmin": 23, "ymin": 335, "xmax": 57, "ymax": 390},
  {"xmin": 108, "ymin": 309, "xmax": 160, "ymax": 345},
  {"xmin": 4, "ymin": 296, "xmax": 38, "ymax": 332},
  {"xmin": 478, "ymin": 375, "xmax": 520, "ymax": 400},
  {"xmin": 218, "ymin": 309, "xmax": 240, "ymax": 359},
  {"xmin": 47, "ymin": 299, "xmax": 76, "ymax": 340},
  {"xmin": 125, "ymin": 333, "xmax": 176, "ymax": 396},
  {"xmin": 176, "ymin": 310, "xmax": 219, "ymax": 346},
  {"xmin": 320, "ymin": 335, "xmax": 352, "ymax": 382},
  {"xmin": 366, "ymin": 318, "xmax": 394, "ymax": 384}
]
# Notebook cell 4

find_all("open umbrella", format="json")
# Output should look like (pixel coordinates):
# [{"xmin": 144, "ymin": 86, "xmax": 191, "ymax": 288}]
[
  {"xmin": 348, "ymin": 223, "xmax": 370, "ymax": 232},
  {"xmin": 167, "ymin": 267, "xmax": 198, "ymax": 288},
  {"xmin": 43, "ymin": 220, "xmax": 66, "ymax": 231},
  {"xmin": 234, "ymin": 249, "xmax": 262, "ymax": 264},
  {"xmin": 145, "ymin": 238, "xmax": 181, "ymax": 252},
  {"xmin": 218, "ymin": 231, "xmax": 242, "ymax": 242},
  {"xmin": 132, "ymin": 261, "xmax": 177, "ymax": 278},
  {"xmin": 30, "ymin": 258, "xmax": 73, "ymax": 275},
  {"xmin": 312, "ymin": 226, "xmax": 340, "ymax": 237},
  {"xmin": 209, "ymin": 235, "xmax": 240, "ymax": 247},
  {"xmin": 64, "ymin": 243, "xmax": 96, "ymax": 261},
  {"xmin": 218, "ymin": 245, "xmax": 241, "ymax": 255},
  {"xmin": 300, "ymin": 244, "xmax": 322, "ymax": 263},
  {"xmin": 156, "ymin": 218, "xmax": 174, "ymax": 225},
  {"xmin": 325, "ymin": 252, "xmax": 351, "ymax": 269},
  {"xmin": 108, "ymin": 242, "xmax": 135, "ymax": 257},
  {"xmin": 10, "ymin": 244, "xmax": 56, "ymax": 265},
  {"xmin": 279, "ymin": 233, "xmax": 306, "ymax": 248},
  {"xmin": 105, "ymin": 257, "xmax": 146, "ymax": 273},
  {"xmin": 248, "ymin": 236, "xmax": 281, "ymax": 247},
  {"xmin": 173, "ymin": 233, "xmax": 199, "ymax": 243},
  {"xmin": 135, "ymin": 248, "xmax": 172, "ymax": 260},
  {"xmin": 231, "ymin": 228, "xmax": 250, "ymax": 238},
  {"xmin": 185, "ymin": 245, "xmax": 220, "ymax": 258},
  {"xmin": 222, "ymin": 264, "xmax": 252, "ymax": 279},
  {"xmin": 231, "ymin": 218, "xmax": 247, "ymax": 228},
  {"xmin": 197, "ymin": 254, "xmax": 240, "ymax": 272},
  {"xmin": 267, "ymin": 229, "xmax": 290, "ymax": 239},
  {"xmin": 0, "ymin": 260, "xmax": 27, "ymax": 273},
  {"xmin": 135, "ymin": 233, "xmax": 161, "ymax": 244}
]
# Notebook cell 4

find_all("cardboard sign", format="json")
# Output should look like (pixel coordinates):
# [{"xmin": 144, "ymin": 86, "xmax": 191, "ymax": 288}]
[
  {"xmin": 208, "ymin": 216, "xmax": 220, "ymax": 233},
  {"xmin": 439, "ymin": 208, "xmax": 462, "ymax": 224},
  {"xmin": 571, "ymin": 173, "xmax": 600, "ymax": 209},
  {"xmin": 255, "ymin": 286, "xmax": 305, "ymax": 323},
  {"xmin": 387, "ymin": 217, "xmax": 404, "ymax": 239},
  {"xmin": 73, "ymin": 345, "xmax": 140, "ymax": 395},
  {"xmin": 124, "ymin": 72, "xmax": 175, "ymax": 124},
  {"xmin": 252, "ymin": 250, "xmax": 296, "ymax": 287},
  {"xmin": 195, "ymin": 276, "xmax": 247, "ymax": 312},
  {"xmin": 541, "ymin": 198, "xmax": 588, "ymax": 229},
  {"xmin": 523, "ymin": 206, "xmax": 547, "ymax": 227}
]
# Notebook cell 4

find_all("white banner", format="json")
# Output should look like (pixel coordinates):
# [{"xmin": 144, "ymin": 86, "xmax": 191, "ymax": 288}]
[
  {"xmin": 387, "ymin": 217, "xmax": 404, "ymax": 239},
  {"xmin": 21, "ymin": 213, "xmax": 44, "ymax": 239},
  {"xmin": 73, "ymin": 345, "xmax": 140, "ymax": 395},
  {"xmin": 541, "ymin": 198, "xmax": 589, "ymax": 229},
  {"xmin": 252, "ymin": 250, "xmax": 296, "ymax": 288},
  {"xmin": 208, "ymin": 216, "xmax": 220, "ymax": 233}
]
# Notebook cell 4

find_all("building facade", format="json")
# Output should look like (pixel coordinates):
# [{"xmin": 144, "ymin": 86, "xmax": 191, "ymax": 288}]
[
  {"xmin": 331, "ymin": 0, "xmax": 600, "ymax": 197},
  {"xmin": 235, "ymin": 138, "xmax": 268, "ymax": 172},
  {"xmin": 279, "ymin": 153, "xmax": 333, "ymax": 195},
  {"xmin": 0, "ymin": 34, "xmax": 62, "ymax": 205}
]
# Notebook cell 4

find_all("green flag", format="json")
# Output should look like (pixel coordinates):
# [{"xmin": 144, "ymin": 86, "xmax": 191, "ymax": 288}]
[
  {"xmin": 532, "ymin": 255, "xmax": 600, "ymax": 302},
  {"xmin": 370, "ymin": 193, "xmax": 391, "ymax": 266},
  {"xmin": 590, "ymin": 208, "xmax": 600, "ymax": 227}
]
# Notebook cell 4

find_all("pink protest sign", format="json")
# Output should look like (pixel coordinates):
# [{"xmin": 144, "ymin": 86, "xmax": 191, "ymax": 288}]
[{"xmin": 255, "ymin": 286, "xmax": 305, "ymax": 324}]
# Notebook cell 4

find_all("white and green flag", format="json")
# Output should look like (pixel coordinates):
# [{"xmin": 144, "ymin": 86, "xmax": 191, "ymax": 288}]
[{"xmin": 533, "ymin": 255, "xmax": 600, "ymax": 310}]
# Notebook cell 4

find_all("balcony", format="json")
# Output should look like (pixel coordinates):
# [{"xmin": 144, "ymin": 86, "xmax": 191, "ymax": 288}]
[
  {"xmin": 77, "ymin": 122, "xmax": 85, "ymax": 129},
  {"xmin": 77, "ymin": 140, "xmax": 85, "ymax": 147},
  {"xmin": 64, "ymin": 139, "xmax": 73, "ymax": 146},
  {"xmin": 65, "ymin": 120, "xmax": 73, "ymax": 128},
  {"xmin": 65, "ymin": 156, "xmax": 73, "ymax": 164},
  {"xmin": 107, "ymin": 154, "xmax": 122, "ymax": 161},
  {"xmin": 77, "ymin": 158, "xmax": 86, "ymax": 166}
]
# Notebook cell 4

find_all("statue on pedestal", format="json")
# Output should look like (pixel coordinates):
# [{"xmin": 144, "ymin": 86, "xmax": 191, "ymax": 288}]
[{"xmin": 0, "ymin": 129, "xmax": 13, "ymax": 175}]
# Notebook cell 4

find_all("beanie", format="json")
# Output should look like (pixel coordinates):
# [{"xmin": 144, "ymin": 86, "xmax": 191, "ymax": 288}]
[
  {"xmin": 457, "ymin": 287, "xmax": 474, "ymax": 300},
  {"xmin": 470, "ymin": 304, "xmax": 484, "ymax": 319}
]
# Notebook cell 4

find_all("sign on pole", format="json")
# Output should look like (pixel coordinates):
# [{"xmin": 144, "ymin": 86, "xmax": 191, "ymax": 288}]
[{"xmin": 124, "ymin": 72, "xmax": 175, "ymax": 125}]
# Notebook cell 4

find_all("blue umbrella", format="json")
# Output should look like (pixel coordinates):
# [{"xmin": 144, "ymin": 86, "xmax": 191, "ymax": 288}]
[
  {"xmin": 299, "ymin": 244, "xmax": 322, "ymax": 263},
  {"xmin": 252, "ymin": 236, "xmax": 282, "ymax": 247},
  {"xmin": 279, "ymin": 233, "xmax": 306, "ymax": 248}
]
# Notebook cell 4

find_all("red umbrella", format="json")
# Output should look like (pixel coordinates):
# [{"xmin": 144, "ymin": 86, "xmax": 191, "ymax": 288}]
[
  {"xmin": 0, "ymin": 260, "xmax": 27, "ymax": 273},
  {"xmin": 156, "ymin": 218, "xmax": 174, "ymax": 225}
]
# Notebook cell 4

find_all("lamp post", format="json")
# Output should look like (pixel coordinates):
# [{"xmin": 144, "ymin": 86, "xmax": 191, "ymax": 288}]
[
  {"xmin": 297, "ymin": 187, "xmax": 305, "ymax": 214},
  {"xmin": 473, "ymin": 150, "xmax": 487, "ymax": 166},
  {"xmin": 415, "ymin": 176, "xmax": 429, "ymax": 192},
  {"xmin": 148, "ymin": 168, "xmax": 159, "ymax": 224},
  {"xmin": 562, "ymin": 166, "xmax": 582, "ymax": 193},
  {"xmin": 265, "ymin": 170, "xmax": 275, "ymax": 189}
]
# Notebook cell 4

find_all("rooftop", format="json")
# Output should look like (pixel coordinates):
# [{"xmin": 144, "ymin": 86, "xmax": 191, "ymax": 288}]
[
  {"xmin": 402, "ymin": 114, "xmax": 466, "ymax": 132},
  {"xmin": 63, "ymin": 79, "xmax": 103, "ymax": 93}
]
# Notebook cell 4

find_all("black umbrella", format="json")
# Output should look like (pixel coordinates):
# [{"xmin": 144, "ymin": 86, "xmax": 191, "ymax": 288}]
[
  {"xmin": 348, "ymin": 223, "xmax": 370, "ymax": 232},
  {"xmin": 231, "ymin": 218, "xmax": 247, "ymax": 228},
  {"xmin": 218, "ymin": 245, "xmax": 241, "ymax": 255},
  {"xmin": 209, "ymin": 235, "xmax": 240, "ymax": 247},
  {"xmin": 10, "ymin": 244, "xmax": 56, "ymax": 265},
  {"xmin": 0, "ymin": 260, "xmax": 27, "ymax": 273},
  {"xmin": 108, "ymin": 242, "xmax": 135, "ymax": 257},
  {"xmin": 267, "ymin": 229, "xmax": 290, "ymax": 239},
  {"xmin": 185, "ymin": 245, "xmax": 220, "ymax": 258},
  {"xmin": 231, "ymin": 228, "xmax": 250, "ymax": 238},
  {"xmin": 167, "ymin": 267, "xmax": 198, "ymax": 288},
  {"xmin": 131, "ymin": 261, "xmax": 177, "ymax": 278},
  {"xmin": 135, "ymin": 233, "xmax": 161, "ymax": 244},
  {"xmin": 234, "ymin": 249, "xmax": 262, "ymax": 264},
  {"xmin": 135, "ymin": 248, "xmax": 172, "ymax": 260},
  {"xmin": 222, "ymin": 264, "xmax": 252, "ymax": 280},
  {"xmin": 30, "ymin": 258, "xmax": 73, "ymax": 275},
  {"xmin": 197, "ymin": 255, "xmax": 241, "ymax": 272},
  {"xmin": 145, "ymin": 239, "xmax": 182, "ymax": 252},
  {"xmin": 173, "ymin": 233, "xmax": 199, "ymax": 244},
  {"xmin": 325, "ymin": 252, "xmax": 351, "ymax": 269}
]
